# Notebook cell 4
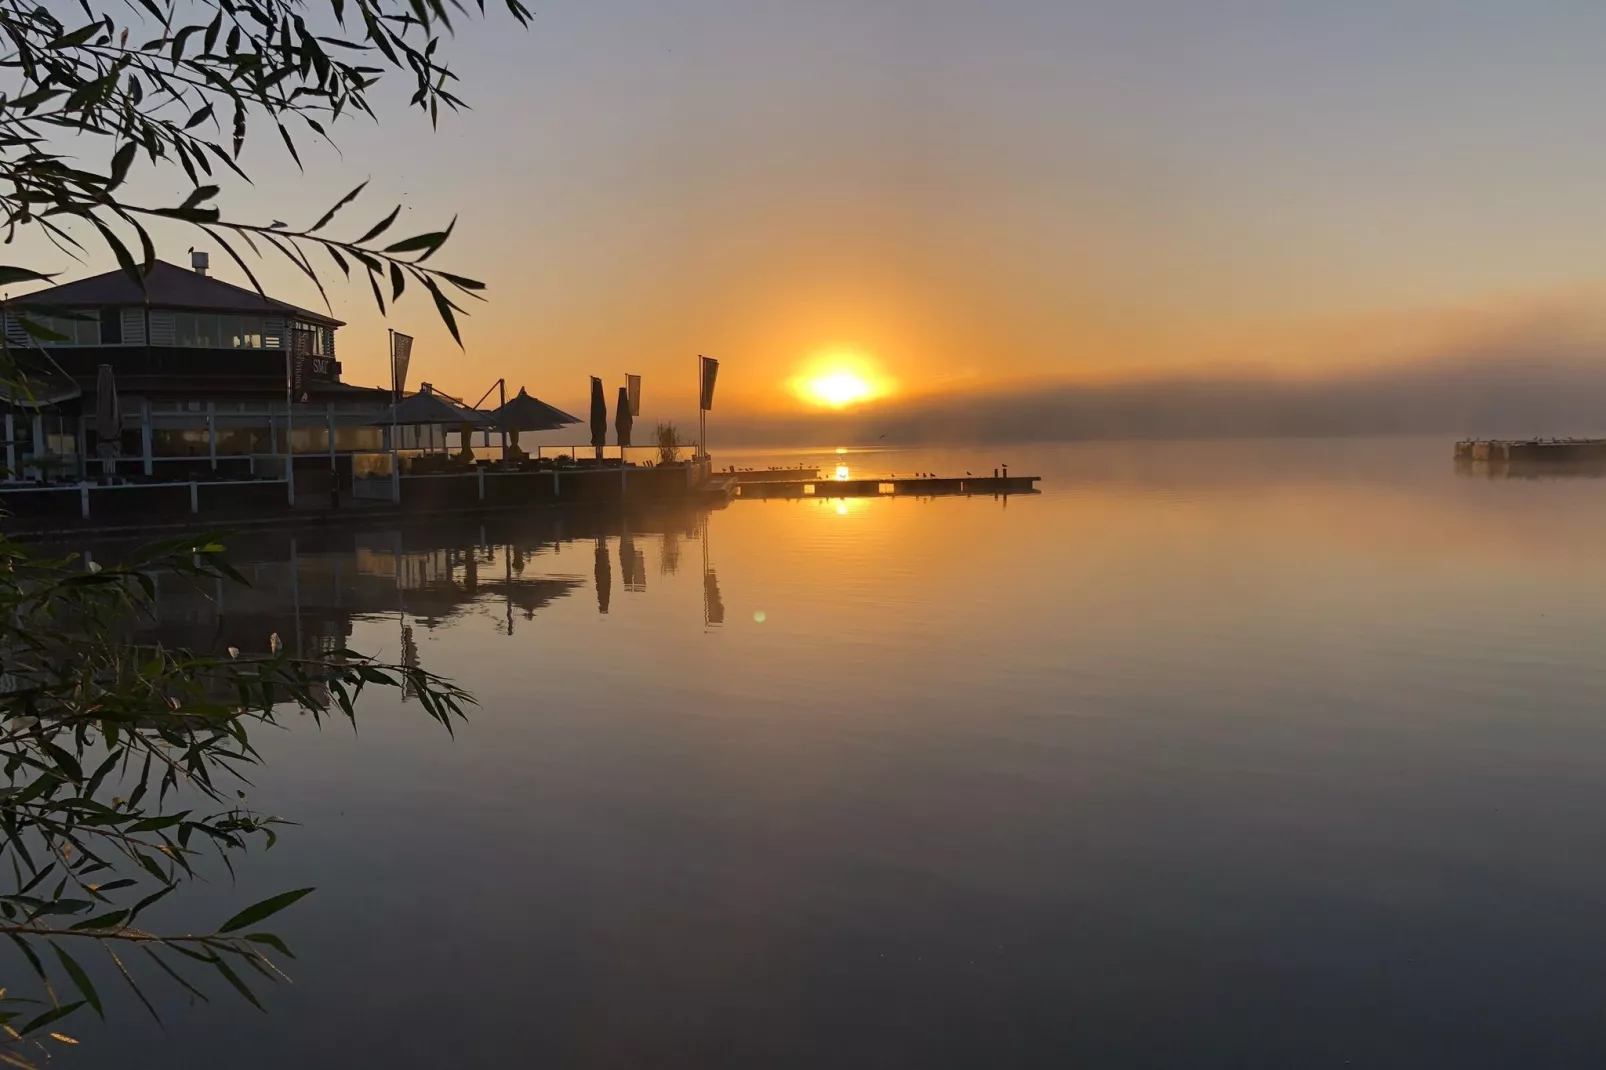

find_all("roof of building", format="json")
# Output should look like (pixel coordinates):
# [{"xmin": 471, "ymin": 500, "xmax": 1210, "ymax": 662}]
[{"xmin": 14, "ymin": 260, "xmax": 343, "ymax": 327}]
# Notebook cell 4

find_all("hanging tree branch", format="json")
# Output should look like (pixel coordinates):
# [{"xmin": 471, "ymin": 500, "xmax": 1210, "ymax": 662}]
[{"xmin": 0, "ymin": 0, "xmax": 528, "ymax": 343}]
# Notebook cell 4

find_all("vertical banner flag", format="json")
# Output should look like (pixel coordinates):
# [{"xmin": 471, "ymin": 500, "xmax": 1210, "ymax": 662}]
[
  {"xmin": 290, "ymin": 328, "xmax": 314, "ymax": 402},
  {"xmin": 627, "ymin": 373, "xmax": 642, "ymax": 417},
  {"xmin": 699, "ymin": 356, "xmax": 719, "ymax": 411},
  {"xmin": 391, "ymin": 332, "xmax": 414, "ymax": 401}
]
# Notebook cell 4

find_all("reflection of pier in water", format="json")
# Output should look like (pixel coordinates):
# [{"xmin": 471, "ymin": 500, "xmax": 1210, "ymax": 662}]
[{"xmin": 66, "ymin": 503, "xmax": 727, "ymax": 680}]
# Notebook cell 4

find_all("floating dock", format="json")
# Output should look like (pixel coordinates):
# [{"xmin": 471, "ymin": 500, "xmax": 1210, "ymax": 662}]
[
  {"xmin": 1455, "ymin": 439, "xmax": 1606, "ymax": 465},
  {"xmin": 733, "ymin": 475, "xmax": 1039, "ymax": 499},
  {"xmin": 725, "ymin": 467, "xmax": 821, "ymax": 483}
]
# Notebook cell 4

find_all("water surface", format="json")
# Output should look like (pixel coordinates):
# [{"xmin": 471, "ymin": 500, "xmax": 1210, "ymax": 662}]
[{"xmin": 59, "ymin": 438, "xmax": 1606, "ymax": 1067}]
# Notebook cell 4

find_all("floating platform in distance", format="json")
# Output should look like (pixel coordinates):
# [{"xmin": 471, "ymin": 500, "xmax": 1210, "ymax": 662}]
[
  {"xmin": 726, "ymin": 467, "xmax": 821, "ymax": 483},
  {"xmin": 1455, "ymin": 439, "xmax": 1606, "ymax": 465},
  {"xmin": 733, "ymin": 475, "xmax": 1040, "ymax": 499}
]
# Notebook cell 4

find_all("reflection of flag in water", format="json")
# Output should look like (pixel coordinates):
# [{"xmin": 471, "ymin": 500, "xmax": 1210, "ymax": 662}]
[
  {"xmin": 594, "ymin": 537, "xmax": 611, "ymax": 614},
  {"xmin": 703, "ymin": 568, "xmax": 724, "ymax": 626}
]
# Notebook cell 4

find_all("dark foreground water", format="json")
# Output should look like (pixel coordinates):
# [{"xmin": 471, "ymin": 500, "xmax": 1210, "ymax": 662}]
[{"xmin": 50, "ymin": 438, "xmax": 1606, "ymax": 1067}]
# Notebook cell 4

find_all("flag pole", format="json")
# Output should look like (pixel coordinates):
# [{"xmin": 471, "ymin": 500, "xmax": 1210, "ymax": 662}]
[{"xmin": 388, "ymin": 328, "xmax": 399, "ymax": 496}]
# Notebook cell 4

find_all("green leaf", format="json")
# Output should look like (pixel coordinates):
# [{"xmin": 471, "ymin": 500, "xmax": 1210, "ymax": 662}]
[
  {"xmin": 0, "ymin": 267, "xmax": 56, "ymax": 287},
  {"xmin": 389, "ymin": 262, "xmax": 405, "ymax": 301},
  {"xmin": 33, "ymin": 899, "xmax": 94, "ymax": 917},
  {"xmin": 382, "ymin": 231, "xmax": 445, "ymax": 255},
  {"xmin": 48, "ymin": 23, "xmax": 100, "ymax": 49},
  {"xmin": 356, "ymin": 205, "xmax": 401, "ymax": 244},
  {"xmin": 89, "ymin": 217, "xmax": 145, "ymax": 291},
  {"xmin": 277, "ymin": 123, "xmax": 302, "ymax": 170},
  {"xmin": 7, "ymin": 934, "xmax": 45, "ymax": 981},
  {"xmin": 211, "ymin": 957, "xmax": 263, "ymax": 1010},
  {"xmin": 218, "ymin": 887, "xmax": 314, "ymax": 933},
  {"xmin": 423, "ymin": 275, "xmax": 463, "ymax": 347},
  {"xmin": 243, "ymin": 932, "xmax": 295, "ymax": 959},
  {"xmin": 180, "ymin": 185, "xmax": 220, "ymax": 212},
  {"xmin": 184, "ymin": 103, "xmax": 215, "ymax": 130},
  {"xmin": 311, "ymin": 179, "xmax": 368, "ymax": 233},
  {"xmin": 69, "ymin": 909, "xmax": 129, "ymax": 931},
  {"xmin": 17, "ymin": 1001, "xmax": 85, "ymax": 1037},
  {"xmin": 129, "ymin": 883, "xmax": 174, "ymax": 920},
  {"xmin": 52, "ymin": 946, "xmax": 102, "ymax": 1018},
  {"xmin": 439, "ymin": 271, "xmax": 486, "ymax": 292},
  {"xmin": 127, "ymin": 811, "xmax": 189, "ymax": 833}
]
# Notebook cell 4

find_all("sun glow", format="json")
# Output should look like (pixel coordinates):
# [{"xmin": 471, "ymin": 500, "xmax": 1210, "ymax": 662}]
[{"xmin": 789, "ymin": 351, "xmax": 892, "ymax": 409}]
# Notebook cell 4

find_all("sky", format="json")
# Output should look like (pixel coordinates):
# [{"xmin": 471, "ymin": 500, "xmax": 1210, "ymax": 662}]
[{"xmin": 18, "ymin": 1, "xmax": 1606, "ymax": 434}]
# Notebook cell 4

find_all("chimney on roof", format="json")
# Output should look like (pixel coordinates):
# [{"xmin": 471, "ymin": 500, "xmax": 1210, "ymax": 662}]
[{"xmin": 190, "ymin": 250, "xmax": 209, "ymax": 276}]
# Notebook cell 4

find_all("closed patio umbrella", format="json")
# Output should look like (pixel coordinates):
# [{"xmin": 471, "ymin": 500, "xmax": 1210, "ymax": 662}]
[
  {"xmin": 615, "ymin": 386, "xmax": 633, "ymax": 449},
  {"xmin": 94, "ymin": 364, "xmax": 121, "ymax": 474},
  {"xmin": 589, "ymin": 377, "xmax": 606, "ymax": 461}
]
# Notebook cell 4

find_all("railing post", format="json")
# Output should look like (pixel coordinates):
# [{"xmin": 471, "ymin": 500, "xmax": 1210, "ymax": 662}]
[
  {"xmin": 552, "ymin": 469, "xmax": 560, "ymax": 497},
  {"xmin": 4, "ymin": 413, "xmax": 14, "ymax": 479},
  {"xmin": 206, "ymin": 401, "xmax": 216, "ymax": 471},
  {"xmin": 189, "ymin": 481, "xmax": 198, "ymax": 513},
  {"xmin": 79, "ymin": 484, "xmax": 89, "ymax": 519},
  {"xmin": 477, "ymin": 467, "xmax": 485, "ymax": 500},
  {"xmin": 391, "ymin": 463, "xmax": 400, "ymax": 504},
  {"xmin": 140, "ymin": 398, "xmax": 153, "ymax": 476}
]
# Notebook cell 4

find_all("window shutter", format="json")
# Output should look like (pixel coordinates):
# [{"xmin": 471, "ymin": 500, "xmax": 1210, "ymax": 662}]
[
  {"xmin": 120, "ymin": 308, "xmax": 146, "ymax": 345},
  {"xmin": 148, "ymin": 310, "xmax": 175, "ymax": 345}
]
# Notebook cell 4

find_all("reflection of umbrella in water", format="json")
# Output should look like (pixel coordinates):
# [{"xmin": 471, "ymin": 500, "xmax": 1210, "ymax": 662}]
[
  {"xmin": 594, "ymin": 536, "xmax": 611, "ymax": 614},
  {"xmin": 589, "ymin": 377, "xmax": 607, "ymax": 461},
  {"xmin": 481, "ymin": 576, "xmax": 585, "ymax": 623},
  {"xmin": 615, "ymin": 386, "xmax": 633, "ymax": 449}
]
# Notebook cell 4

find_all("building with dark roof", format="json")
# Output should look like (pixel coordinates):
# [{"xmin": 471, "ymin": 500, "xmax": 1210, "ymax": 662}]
[{"xmin": 1, "ymin": 254, "xmax": 391, "ymax": 485}]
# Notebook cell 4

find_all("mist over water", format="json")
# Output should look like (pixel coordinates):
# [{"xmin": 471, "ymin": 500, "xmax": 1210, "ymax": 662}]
[{"xmin": 57, "ymin": 438, "xmax": 1606, "ymax": 1068}]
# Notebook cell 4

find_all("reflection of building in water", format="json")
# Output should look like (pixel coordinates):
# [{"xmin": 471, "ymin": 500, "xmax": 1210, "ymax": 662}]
[
  {"xmin": 660, "ymin": 531, "xmax": 681, "ymax": 576},
  {"xmin": 75, "ymin": 502, "xmax": 723, "ymax": 654}
]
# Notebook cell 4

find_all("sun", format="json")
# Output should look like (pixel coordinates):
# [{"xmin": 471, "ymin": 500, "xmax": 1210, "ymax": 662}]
[
  {"xmin": 789, "ymin": 350, "xmax": 891, "ymax": 410},
  {"xmin": 809, "ymin": 372, "xmax": 873, "ymax": 408}
]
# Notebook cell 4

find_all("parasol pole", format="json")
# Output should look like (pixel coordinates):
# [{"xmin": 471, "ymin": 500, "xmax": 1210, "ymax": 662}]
[{"xmin": 284, "ymin": 339, "xmax": 294, "ymax": 504}]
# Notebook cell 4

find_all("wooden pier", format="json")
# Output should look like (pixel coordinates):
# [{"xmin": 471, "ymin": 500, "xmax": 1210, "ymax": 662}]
[
  {"xmin": 733, "ymin": 475, "xmax": 1039, "ymax": 499},
  {"xmin": 1455, "ymin": 439, "xmax": 1606, "ymax": 466}
]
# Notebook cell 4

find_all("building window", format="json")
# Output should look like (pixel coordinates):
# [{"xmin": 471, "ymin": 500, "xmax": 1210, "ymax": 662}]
[
  {"xmin": 173, "ymin": 313, "xmax": 271, "ymax": 349},
  {"xmin": 291, "ymin": 322, "xmax": 327, "ymax": 356},
  {"xmin": 27, "ymin": 312, "xmax": 99, "ymax": 346},
  {"xmin": 99, "ymin": 308, "xmax": 122, "ymax": 345}
]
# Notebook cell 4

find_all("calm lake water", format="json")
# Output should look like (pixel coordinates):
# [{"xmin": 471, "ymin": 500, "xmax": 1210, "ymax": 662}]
[{"xmin": 57, "ymin": 437, "xmax": 1606, "ymax": 1067}]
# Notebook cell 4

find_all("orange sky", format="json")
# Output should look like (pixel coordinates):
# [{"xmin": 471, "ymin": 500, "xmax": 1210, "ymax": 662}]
[{"xmin": 15, "ymin": 3, "xmax": 1606, "ymax": 423}]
